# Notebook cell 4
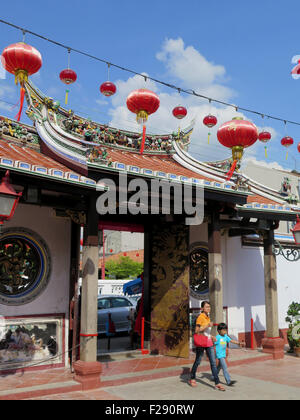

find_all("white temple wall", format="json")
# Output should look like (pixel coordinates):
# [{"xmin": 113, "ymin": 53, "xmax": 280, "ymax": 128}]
[
  {"xmin": 223, "ymin": 235, "xmax": 300, "ymax": 339},
  {"xmin": 189, "ymin": 224, "xmax": 300, "ymax": 341},
  {"xmin": 0, "ymin": 203, "xmax": 71, "ymax": 366}
]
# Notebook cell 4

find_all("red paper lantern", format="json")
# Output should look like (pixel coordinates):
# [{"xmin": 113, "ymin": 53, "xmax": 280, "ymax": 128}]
[
  {"xmin": 281, "ymin": 136, "xmax": 294, "ymax": 147},
  {"xmin": 203, "ymin": 114, "xmax": 217, "ymax": 128},
  {"xmin": 1, "ymin": 42, "xmax": 42, "ymax": 121},
  {"xmin": 258, "ymin": 131, "xmax": 271, "ymax": 143},
  {"xmin": 259, "ymin": 131, "xmax": 272, "ymax": 158},
  {"xmin": 60, "ymin": 68, "xmax": 77, "ymax": 105},
  {"xmin": 292, "ymin": 215, "xmax": 300, "ymax": 244},
  {"xmin": 0, "ymin": 171, "xmax": 22, "ymax": 230},
  {"xmin": 126, "ymin": 89, "xmax": 160, "ymax": 154},
  {"xmin": 60, "ymin": 68, "xmax": 77, "ymax": 85},
  {"xmin": 217, "ymin": 117, "xmax": 258, "ymax": 180},
  {"xmin": 298, "ymin": 142, "xmax": 300, "ymax": 153},
  {"xmin": 110, "ymin": 249, "xmax": 113, "ymax": 253},
  {"xmin": 127, "ymin": 89, "xmax": 160, "ymax": 124},
  {"xmin": 291, "ymin": 59, "xmax": 300, "ymax": 79},
  {"xmin": 123, "ymin": 252, "xmax": 127, "ymax": 256},
  {"xmin": 136, "ymin": 253, "xmax": 140, "ymax": 257},
  {"xmin": 172, "ymin": 106, "xmax": 187, "ymax": 119},
  {"xmin": 203, "ymin": 114, "xmax": 217, "ymax": 144},
  {"xmin": 100, "ymin": 81, "xmax": 117, "ymax": 97},
  {"xmin": 281, "ymin": 136, "xmax": 294, "ymax": 160}
]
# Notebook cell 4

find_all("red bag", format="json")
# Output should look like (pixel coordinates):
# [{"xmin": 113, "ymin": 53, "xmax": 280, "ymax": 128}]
[{"xmin": 194, "ymin": 333, "xmax": 209, "ymax": 347}]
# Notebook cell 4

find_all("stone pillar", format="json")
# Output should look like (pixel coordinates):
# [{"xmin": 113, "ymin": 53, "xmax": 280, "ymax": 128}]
[
  {"xmin": 261, "ymin": 230, "xmax": 284, "ymax": 359},
  {"xmin": 74, "ymin": 195, "xmax": 102, "ymax": 389},
  {"xmin": 208, "ymin": 214, "xmax": 223, "ymax": 335},
  {"xmin": 143, "ymin": 230, "xmax": 151, "ymax": 346},
  {"xmin": 150, "ymin": 222, "xmax": 189, "ymax": 358}
]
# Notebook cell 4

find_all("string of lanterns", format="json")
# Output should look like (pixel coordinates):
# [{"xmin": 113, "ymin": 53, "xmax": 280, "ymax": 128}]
[{"xmin": 1, "ymin": 36, "xmax": 300, "ymax": 167}]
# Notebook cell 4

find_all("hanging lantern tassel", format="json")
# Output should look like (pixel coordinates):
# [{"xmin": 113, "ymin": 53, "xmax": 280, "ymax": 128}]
[
  {"xmin": 140, "ymin": 125, "xmax": 147, "ymax": 154},
  {"xmin": 65, "ymin": 89, "xmax": 70, "ymax": 105},
  {"xmin": 286, "ymin": 150, "xmax": 289, "ymax": 160},
  {"xmin": 208, "ymin": 131, "xmax": 211, "ymax": 144},
  {"xmin": 15, "ymin": 86, "xmax": 26, "ymax": 122},
  {"xmin": 226, "ymin": 160, "xmax": 238, "ymax": 181},
  {"xmin": 265, "ymin": 146, "xmax": 268, "ymax": 158}
]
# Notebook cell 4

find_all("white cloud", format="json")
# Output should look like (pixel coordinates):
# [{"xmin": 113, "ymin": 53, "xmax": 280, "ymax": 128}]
[
  {"xmin": 242, "ymin": 157, "xmax": 291, "ymax": 171},
  {"xmin": 107, "ymin": 38, "xmax": 279, "ymax": 164},
  {"xmin": 157, "ymin": 39, "xmax": 226, "ymax": 88},
  {"xmin": 96, "ymin": 99, "xmax": 109, "ymax": 106},
  {"xmin": 0, "ymin": 83, "xmax": 17, "ymax": 113}
]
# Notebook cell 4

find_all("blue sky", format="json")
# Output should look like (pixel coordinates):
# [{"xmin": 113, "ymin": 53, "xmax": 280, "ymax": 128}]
[{"xmin": 1, "ymin": 0, "xmax": 300, "ymax": 170}]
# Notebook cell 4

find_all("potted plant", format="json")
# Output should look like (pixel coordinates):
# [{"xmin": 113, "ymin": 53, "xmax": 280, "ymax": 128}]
[
  {"xmin": 285, "ymin": 302, "xmax": 300, "ymax": 355},
  {"xmin": 292, "ymin": 321, "xmax": 300, "ymax": 357}
]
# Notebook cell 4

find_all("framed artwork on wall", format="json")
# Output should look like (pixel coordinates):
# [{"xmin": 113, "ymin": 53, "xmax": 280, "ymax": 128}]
[{"xmin": 0, "ymin": 314, "xmax": 65, "ymax": 371}]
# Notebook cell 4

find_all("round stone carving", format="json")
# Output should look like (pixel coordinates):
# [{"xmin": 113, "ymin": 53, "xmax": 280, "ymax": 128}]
[
  {"xmin": 189, "ymin": 245, "xmax": 209, "ymax": 299},
  {"xmin": 0, "ymin": 228, "xmax": 51, "ymax": 305}
]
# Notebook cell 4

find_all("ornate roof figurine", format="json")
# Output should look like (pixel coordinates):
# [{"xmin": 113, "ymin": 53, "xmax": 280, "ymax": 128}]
[
  {"xmin": 280, "ymin": 177, "xmax": 292, "ymax": 196},
  {"xmin": 0, "ymin": 117, "xmax": 39, "ymax": 145},
  {"xmin": 232, "ymin": 174, "xmax": 251, "ymax": 192},
  {"xmin": 285, "ymin": 194, "xmax": 299, "ymax": 205},
  {"xmin": 86, "ymin": 146, "xmax": 112, "ymax": 166}
]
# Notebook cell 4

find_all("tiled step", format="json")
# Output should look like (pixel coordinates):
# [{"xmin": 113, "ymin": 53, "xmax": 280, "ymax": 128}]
[{"xmin": 0, "ymin": 380, "xmax": 82, "ymax": 400}]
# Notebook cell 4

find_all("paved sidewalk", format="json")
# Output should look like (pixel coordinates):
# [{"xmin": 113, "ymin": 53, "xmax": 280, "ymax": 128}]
[
  {"xmin": 27, "ymin": 354, "xmax": 300, "ymax": 400},
  {"xmin": 2, "ymin": 349, "xmax": 299, "ymax": 400}
]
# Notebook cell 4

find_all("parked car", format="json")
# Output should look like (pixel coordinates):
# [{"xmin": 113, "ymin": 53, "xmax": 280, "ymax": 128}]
[{"xmin": 97, "ymin": 295, "xmax": 137, "ymax": 335}]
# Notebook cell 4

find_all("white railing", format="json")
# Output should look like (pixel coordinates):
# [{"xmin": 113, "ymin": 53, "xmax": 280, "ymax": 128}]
[{"xmin": 78, "ymin": 278, "xmax": 141, "ymax": 299}]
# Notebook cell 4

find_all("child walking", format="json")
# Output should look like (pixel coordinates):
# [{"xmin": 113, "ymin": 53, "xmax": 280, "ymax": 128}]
[{"xmin": 212, "ymin": 323, "xmax": 244, "ymax": 387}]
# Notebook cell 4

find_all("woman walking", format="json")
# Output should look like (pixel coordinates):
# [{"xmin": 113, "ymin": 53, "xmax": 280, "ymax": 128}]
[{"xmin": 189, "ymin": 301, "xmax": 225, "ymax": 391}]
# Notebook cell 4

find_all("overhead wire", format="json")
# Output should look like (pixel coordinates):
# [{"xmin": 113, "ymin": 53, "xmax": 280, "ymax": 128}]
[{"xmin": 0, "ymin": 18, "xmax": 300, "ymax": 128}]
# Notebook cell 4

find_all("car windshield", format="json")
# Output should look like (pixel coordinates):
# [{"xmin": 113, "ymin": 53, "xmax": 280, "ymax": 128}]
[
  {"xmin": 97, "ymin": 298, "xmax": 111, "ymax": 310},
  {"xmin": 111, "ymin": 297, "xmax": 132, "ymax": 308}
]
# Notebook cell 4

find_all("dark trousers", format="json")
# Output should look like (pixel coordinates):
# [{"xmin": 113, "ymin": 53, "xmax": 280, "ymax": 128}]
[{"xmin": 190, "ymin": 346, "xmax": 220, "ymax": 385}]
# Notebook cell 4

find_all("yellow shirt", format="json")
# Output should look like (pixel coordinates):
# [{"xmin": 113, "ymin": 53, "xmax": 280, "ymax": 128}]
[{"xmin": 196, "ymin": 312, "xmax": 211, "ymax": 338}]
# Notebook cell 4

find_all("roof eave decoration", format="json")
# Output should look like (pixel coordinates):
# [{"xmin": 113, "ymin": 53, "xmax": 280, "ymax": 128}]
[{"xmin": 24, "ymin": 81, "xmax": 194, "ymax": 176}]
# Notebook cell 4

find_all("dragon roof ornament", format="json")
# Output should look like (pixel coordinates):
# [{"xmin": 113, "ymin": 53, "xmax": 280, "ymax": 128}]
[{"xmin": 24, "ymin": 81, "xmax": 194, "ymax": 156}]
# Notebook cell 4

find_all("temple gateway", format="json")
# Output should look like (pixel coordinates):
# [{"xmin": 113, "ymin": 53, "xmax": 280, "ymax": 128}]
[{"xmin": 0, "ymin": 81, "xmax": 299, "ymax": 388}]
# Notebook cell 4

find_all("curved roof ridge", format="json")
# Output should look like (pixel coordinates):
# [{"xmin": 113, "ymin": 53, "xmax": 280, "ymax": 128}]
[{"xmin": 25, "ymin": 81, "xmax": 193, "ymax": 154}]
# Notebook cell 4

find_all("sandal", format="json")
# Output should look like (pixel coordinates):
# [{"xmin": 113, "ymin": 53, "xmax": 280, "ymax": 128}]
[
  {"xmin": 215, "ymin": 384, "xmax": 226, "ymax": 391},
  {"xmin": 189, "ymin": 379, "xmax": 197, "ymax": 387}
]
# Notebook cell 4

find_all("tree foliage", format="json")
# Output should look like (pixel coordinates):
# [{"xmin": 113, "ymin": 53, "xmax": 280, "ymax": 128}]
[{"xmin": 105, "ymin": 256, "xmax": 143, "ymax": 279}]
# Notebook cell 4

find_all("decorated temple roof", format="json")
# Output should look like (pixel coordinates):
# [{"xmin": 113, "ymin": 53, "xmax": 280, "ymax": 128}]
[
  {"xmin": 0, "ymin": 80, "xmax": 298, "ymax": 217},
  {"xmin": 0, "ymin": 118, "xmax": 96, "ymax": 188}
]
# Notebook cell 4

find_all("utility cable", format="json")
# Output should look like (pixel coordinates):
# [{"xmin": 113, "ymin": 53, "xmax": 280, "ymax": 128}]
[{"xmin": 0, "ymin": 19, "xmax": 300, "ymax": 128}]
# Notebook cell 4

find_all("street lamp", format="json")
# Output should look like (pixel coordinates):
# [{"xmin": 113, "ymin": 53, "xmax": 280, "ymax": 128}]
[
  {"xmin": 0, "ymin": 171, "xmax": 22, "ymax": 232},
  {"xmin": 274, "ymin": 216, "xmax": 300, "ymax": 261}
]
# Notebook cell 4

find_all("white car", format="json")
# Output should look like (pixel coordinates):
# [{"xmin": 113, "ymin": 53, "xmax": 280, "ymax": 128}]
[{"xmin": 97, "ymin": 295, "xmax": 137, "ymax": 335}]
